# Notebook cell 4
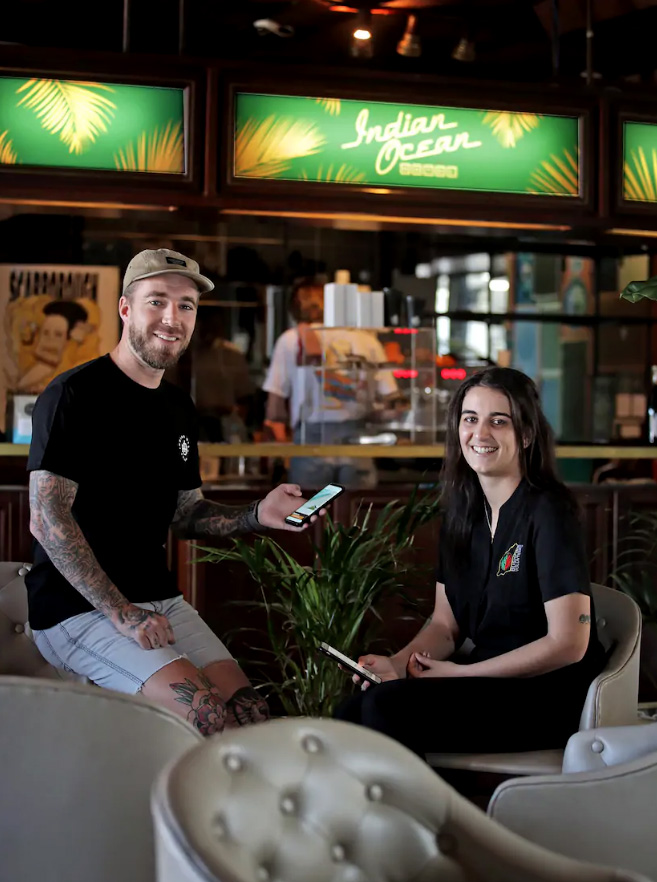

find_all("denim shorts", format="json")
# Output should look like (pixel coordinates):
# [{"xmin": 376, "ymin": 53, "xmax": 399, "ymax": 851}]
[{"xmin": 32, "ymin": 596, "xmax": 233, "ymax": 695}]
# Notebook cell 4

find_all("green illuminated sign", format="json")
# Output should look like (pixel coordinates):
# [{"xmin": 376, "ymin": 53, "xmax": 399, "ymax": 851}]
[
  {"xmin": 0, "ymin": 77, "xmax": 186, "ymax": 173},
  {"xmin": 624, "ymin": 121, "xmax": 657, "ymax": 202},
  {"xmin": 234, "ymin": 93, "xmax": 580, "ymax": 197}
]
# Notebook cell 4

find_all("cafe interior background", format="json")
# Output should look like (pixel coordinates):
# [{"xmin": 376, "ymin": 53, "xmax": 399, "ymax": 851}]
[{"xmin": 4, "ymin": 2, "xmax": 657, "ymax": 704}]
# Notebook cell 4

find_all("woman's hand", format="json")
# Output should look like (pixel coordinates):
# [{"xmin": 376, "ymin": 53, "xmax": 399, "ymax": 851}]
[
  {"xmin": 352, "ymin": 654, "xmax": 406, "ymax": 690},
  {"xmin": 407, "ymin": 652, "xmax": 464, "ymax": 679}
]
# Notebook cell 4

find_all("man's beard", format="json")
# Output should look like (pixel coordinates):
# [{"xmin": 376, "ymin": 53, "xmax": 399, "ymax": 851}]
[{"xmin": 128, "ymin": 324, "xmax": 189, "ymax": 370}]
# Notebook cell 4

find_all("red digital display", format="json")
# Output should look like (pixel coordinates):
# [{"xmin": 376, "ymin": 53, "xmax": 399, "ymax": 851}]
[
  {"xmin": 393, "ymin": 369, "xmax": 419, "ymax": 379},
  {"xmin": 393, "ymin": 328, "xmax": 419, "ymax": 335},
  {"xmin": 440, "ymin": 368, "xmax": 467, "ymax": 381}
]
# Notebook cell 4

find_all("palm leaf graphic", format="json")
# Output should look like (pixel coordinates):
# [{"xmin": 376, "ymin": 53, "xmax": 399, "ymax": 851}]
[
  {"xmin": 299, "ymin": 163, "xmax": 365, "ymax": 184},
  {"xmin": 314, "ymin": 97, "xmax": 341, "ymax": 116},
  {"xmin": 235, "ymin": 116, "xmax": 326, "ymax": 178},
  {"xmin": 114, "ymin": 121, "xmax": 184, "ymax": 173},
  {"xmin": 0, "ymin": 130, "xmax": 18, "ymax": 164},
  {"xmin": 16, "ymin": 79, "xmax": 116, "ymax": 155},
  {"xmin": 624, "ymin": 147, "xmax": 657, "ymax": 202},
  {"xmin": 482, "ymin": 111, "xmax": 542, "ymax": 148},
  {"xmin": 527, "ymin": 147, "xmax": 579, "ymax": 196}
]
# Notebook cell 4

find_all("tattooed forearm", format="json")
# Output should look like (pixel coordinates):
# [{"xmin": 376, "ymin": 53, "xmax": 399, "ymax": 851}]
[
  {"xmin": 171, "ymin": 488, "xmax": 262, "ymax": 538},
  {"xmin": 226, "ymin": 686, "xmax": 270, "ymax": 728},
  {"xmin": 170, "ymin": 673, "xmax": 227, "ymax": 736},
  {"xmin": 579, "ymin": 614, "xmax": 591, "ymax": 624},
  {"xmin": 29, "ymin": 470, "xmax": 132, "ymax": 621}
]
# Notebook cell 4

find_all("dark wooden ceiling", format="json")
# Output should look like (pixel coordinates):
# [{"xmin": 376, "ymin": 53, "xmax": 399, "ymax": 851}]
[{"xmin": 2, "ymin": 0, "xmax": 657, "ymax": 86}]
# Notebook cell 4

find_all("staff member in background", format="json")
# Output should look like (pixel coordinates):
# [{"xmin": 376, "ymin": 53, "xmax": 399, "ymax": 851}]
[
  {"xmin": 263, "ymin": 279, "xmax": 401, "ymax": 489},
  {"xmin": 337, "ymin": 367, "xmax": 606, "ymax": 758}
]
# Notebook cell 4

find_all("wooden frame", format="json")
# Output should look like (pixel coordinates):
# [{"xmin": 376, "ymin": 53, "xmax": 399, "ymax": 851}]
[
  {"xmin": 0, "ymin": 47, "xmax": 207, "ymax": 203},
  {"xmin": 611, "ymin": 98, "xmax": 657, "ymax": 221}
]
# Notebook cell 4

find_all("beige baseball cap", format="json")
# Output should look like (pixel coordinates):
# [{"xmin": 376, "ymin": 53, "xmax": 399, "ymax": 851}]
[{"xmin": 122, "ymin": 248, "xmax": 214, "ymax": 296}]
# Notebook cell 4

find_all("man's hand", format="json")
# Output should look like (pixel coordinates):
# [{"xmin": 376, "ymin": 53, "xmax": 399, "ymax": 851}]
[
  {"xmin": 407, "ymin": 653, "xmax": 463, "ymax": 679},
  {"xmin": 257, "ymin": 483, "xmax": 327, "ymax": 532},
  {"xmin": 113, "ymin": 604, "xmax": 175, "ymax": 650},
  {"xmin": 352, "ymin": 653, "xmax": 406, "ymax": 690}
]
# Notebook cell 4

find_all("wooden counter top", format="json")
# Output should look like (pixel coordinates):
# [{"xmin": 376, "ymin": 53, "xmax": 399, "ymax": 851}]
[{"xmin": 3, "ymin": 443, "xmax": 657, "ymax": 459}]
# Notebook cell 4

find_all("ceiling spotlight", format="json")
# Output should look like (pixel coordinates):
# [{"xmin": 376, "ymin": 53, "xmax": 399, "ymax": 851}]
[
  {"xmin": 253, "ymin": 19, "xmax": 295, "ymax": 38},
  {"xmin": 351, "ymin": 9, "xmax": 373, "ymax": 58},
  {"xmin": 451, "ymin": 35, "xmax": 475, "ymax": 63},
  {"xmin": 397, "ymin": 14, "xmax": 421, "ymax": 58}
]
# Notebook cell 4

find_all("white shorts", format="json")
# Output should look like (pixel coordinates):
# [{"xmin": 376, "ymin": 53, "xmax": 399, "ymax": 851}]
[{"xmin": 32, "ymin": 596, "xmax": 233, "ymax": 694}]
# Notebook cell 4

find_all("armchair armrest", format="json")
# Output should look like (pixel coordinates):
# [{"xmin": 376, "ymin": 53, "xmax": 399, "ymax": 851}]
[{"xmin": 563, "ymin": 723, "xmax": 657, "ymax": 773}]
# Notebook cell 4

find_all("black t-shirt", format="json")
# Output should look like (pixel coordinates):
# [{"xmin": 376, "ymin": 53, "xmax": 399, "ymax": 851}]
[
  {"xmin": 436, "ymin": 481, "xmax": 604, "ymax": 672},
  {"xmin": 26, "ymin": 355, "xmax": 202, "ymax": 629}
]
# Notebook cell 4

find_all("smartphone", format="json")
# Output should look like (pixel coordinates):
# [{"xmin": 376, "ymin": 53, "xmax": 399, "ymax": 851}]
[
  {"xmin": 284, "ymin": 482, "xmax": 345, "ymax": 527},
  {"xmin": 318, "ymin": 642, "xmax": 382, "ymax": 685}
]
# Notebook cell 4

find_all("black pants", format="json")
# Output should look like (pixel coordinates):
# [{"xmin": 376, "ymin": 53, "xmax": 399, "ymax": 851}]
[{"xmin": 335, "ymin": 667, "xmax": 593, "ymax": 757}]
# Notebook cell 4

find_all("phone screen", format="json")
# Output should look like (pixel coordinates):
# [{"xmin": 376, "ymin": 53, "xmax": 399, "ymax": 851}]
[{"xmin": 286, "ymin": 483, "xmax": 343, "ymax": 523}]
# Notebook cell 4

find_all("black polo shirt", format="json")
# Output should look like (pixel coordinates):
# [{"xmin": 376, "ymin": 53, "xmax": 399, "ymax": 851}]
[{"xmin": 437, "ymin": 481, "xmax": 604, "ymax": 670}]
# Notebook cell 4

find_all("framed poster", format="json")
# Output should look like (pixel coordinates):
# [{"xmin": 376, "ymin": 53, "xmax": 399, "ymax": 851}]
[{"xmin": 0, "ymin": 264, "xmax": 119, "ymax": 434}]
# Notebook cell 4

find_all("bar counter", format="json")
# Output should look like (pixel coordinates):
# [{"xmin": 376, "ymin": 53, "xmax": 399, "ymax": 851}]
[{"xmin": 3, "ymin": 443, "xmax": 657, "ymax": 459}]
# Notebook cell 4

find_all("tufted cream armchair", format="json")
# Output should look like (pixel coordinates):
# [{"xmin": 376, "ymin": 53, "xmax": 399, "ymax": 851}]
[
  {"xmin": 151, "ymin": 717, "xmax": 647, "ymax": 882},
  {"xmin": 0, "ymin": 675, "xmax": 203, "ymax": 882},
  {"xmin": 488, "ymin": 722, "xmax": 657, "ymax": 882},
  {"xmin": 427, "ymin": 583, "xmax": 642, "ymax": 777}
]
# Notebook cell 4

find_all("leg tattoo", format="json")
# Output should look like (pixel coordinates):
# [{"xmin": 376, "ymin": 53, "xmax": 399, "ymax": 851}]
[
  {"xmin": 226, "ymin": 686, "xmax": 270, "ymax": 727},
  {"xmin": 170, "ymin": 673, "xmax": 227, "ymax": 736}
]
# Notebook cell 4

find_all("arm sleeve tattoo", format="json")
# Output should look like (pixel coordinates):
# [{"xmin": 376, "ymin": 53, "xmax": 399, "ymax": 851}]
[
  {"xmin": 29, "ymin": 469, "xmax": 132, "ymax": 621},
  {"xmin": 171, "ymin": 488, "xmax": 265, "ymax": 538},
  {"xmin": 578, "ymin": 614, "xmax": 592, "ymax": 624}
]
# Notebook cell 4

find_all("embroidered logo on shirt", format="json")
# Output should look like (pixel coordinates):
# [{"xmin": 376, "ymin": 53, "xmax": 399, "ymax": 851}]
[
  {"xmin": 497, "ymin": 543, "xmax": 523, "ymax": 576},
  {"xmin": 178, "ymin": 435, "xmax": 190, "ymax": 462}
]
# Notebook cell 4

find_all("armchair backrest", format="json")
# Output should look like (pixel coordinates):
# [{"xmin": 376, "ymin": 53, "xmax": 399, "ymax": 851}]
[
  {"xmin": 151, "ymin": 717, "xmax": 643, "ymax": 882},
  {"xmin": 0, "ymin": 675, "xmax": 202, "ymax": 882},
  {"xmin": 579, "ymin": 584, "xmax": 642, "ymax": 730}
]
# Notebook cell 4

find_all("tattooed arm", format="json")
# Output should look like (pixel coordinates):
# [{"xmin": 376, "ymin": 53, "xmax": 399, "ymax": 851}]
[
  {"xmin": 171, "ymin": 488, "xmax": 263, "ymax": 539},
  {"xmin": 29, "ymin": 470, "xmax": 173, "ymax": 650},
  {"xmin": 171, "ymin": 482, "xmax": 320, "ymax": 537}
]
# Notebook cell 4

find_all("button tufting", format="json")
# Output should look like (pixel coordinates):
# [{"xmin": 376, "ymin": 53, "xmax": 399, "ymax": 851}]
[
  {"xmin": 14, "ymin": 623, "xmax": 25, "ymax": 634},
  {"xmin": 302, "ymin": 735, "xmax": 321, "ymax": 754},
  {"xmin": 331, "ymin": 844, "xmax": 346, "ymax": 862},
  {"xmin": 591, "ymin": 740, "xmax": 605, "ymax": 753},
  {"xmin": 211, "ymin": 813, "xmax": 227, "ymax": 838},
  {"xmin": 437, "ymin": 833, "xmax": 457, "ymax": 855},
  {"xmin": 18, "ymin": 567, "xmax": 29, "ymax": 577},
  {"xmin": 224, "ymin": 754, "xmax": 243, "ymax": 772},
  {"xmin": 366, "ymin": 784, "xmax": 383, "ymax": 801},
  {"xmin": 257, "ymin": 866, "xmax": 270, "ymax": 882},
  {"xmin": 280, "ymin": 795, "xmax": 296, "ymax": 815}
]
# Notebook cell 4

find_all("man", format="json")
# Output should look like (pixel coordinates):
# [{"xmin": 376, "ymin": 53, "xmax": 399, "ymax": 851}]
[
  {"xmin": 17, "ymin": 300, "xmax": 90, "ymax": 393},
  {"xmin": 27, "ymin": 248, "xmax": 322, "ymax": 736},
  {"xmin": 263, "ymin": 279, "xmax": 400, "ymax": 489}
]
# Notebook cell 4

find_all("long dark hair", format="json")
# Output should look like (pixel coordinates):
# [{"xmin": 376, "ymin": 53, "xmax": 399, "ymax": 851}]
[{"xmin": 440, "ymin": 367, "xmax": 573, "ymax": 563}]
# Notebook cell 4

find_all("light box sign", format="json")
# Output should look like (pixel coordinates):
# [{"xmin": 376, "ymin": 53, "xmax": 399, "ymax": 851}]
[
  {"xmin": 623, "ymin": 121, "xmax": 657, "ymax": 203},
  {"xmin": 234, "ymin": 93, "xmax": 581, "ymax": 197},
  {"xmin": 0, "ymin": 77, "xmax": 186, "ymax": 174}
]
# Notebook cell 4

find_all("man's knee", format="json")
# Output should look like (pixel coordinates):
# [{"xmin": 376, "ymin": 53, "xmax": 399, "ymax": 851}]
[{"xmin": 143, "ymin": 660, "xmax": 228, "ymax": 736}]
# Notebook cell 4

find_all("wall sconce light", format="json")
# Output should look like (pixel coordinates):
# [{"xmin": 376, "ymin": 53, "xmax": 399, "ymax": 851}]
[
  {"xmin": 397, "ymin": 14, "xmax": 421, "ymax": 57},
  {"xmin": 452, "ymin": 35, "xmax": 475, "ymax": 62},
  {"xmin": 351, "ymin": 9, "xmax": 373, "ymax": 58}
]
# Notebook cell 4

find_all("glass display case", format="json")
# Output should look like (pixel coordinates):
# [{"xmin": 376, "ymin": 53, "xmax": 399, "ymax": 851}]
[{"xmin": 296, "ymin": 326, "xmax": 436, "ymax": 446}]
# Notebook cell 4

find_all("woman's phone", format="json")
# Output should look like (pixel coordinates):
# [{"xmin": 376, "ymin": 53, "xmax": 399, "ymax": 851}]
[
  {"xmin": 284, "ymin": 482, "xmax": 345, "ymax": 527},
  {"xmin": 318, "ymin": 642, "xmax": 382, "ymax": 685}
]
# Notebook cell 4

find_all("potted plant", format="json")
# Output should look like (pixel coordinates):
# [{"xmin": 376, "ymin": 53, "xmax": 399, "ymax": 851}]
[{"xmin": 195, "ymin": 487, "xmax": 441, "ymax": 717}]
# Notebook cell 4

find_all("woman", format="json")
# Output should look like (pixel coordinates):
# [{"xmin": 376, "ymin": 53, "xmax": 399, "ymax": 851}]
[{"xmin": 336, "ymin": 367, "xmax": 606, "ymax": 756}]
